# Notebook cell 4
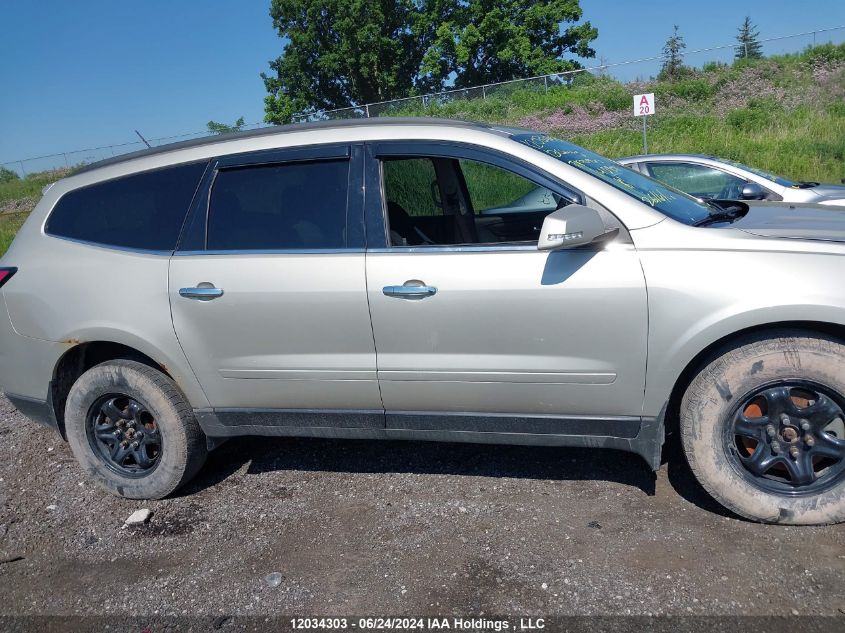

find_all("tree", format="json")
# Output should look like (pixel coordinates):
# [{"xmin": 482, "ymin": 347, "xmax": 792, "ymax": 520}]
[
  {"xmin": 262, "ymin": 0, "xmax": 598, "ymax": 124},
  {"xmin": 207, "ymin": 117, "xmax": 246, "ymax": 135},
  {"xmin": 262, "ymin": 0, "xmax": 435, "ymax": 124},
  {"xmin": 735, "ymin": 16, "xmax": 763, "ymax": 60},
  {"xmin": 420, "ymin": 0, "xmax": 597, "ymax": 89},
  {"xmin": 659, "ymin": 24, "xmax": 686, "ymax": 81}
]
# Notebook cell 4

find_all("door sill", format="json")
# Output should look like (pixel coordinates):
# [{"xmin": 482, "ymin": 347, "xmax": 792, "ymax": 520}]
[{"xmin": 194, "ymin": 408, "xmax": 664, "ymax": 470}]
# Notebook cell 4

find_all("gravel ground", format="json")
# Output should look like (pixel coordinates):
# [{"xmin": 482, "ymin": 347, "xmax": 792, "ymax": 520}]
[{"xmin": 1, "ymin": 395, "xmax": 844, "ymax": 627}]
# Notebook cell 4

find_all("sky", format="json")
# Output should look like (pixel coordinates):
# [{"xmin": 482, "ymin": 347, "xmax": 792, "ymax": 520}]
[{"xmin": 1, "ymin": 0, "xmax": 844, "ymax": 169}]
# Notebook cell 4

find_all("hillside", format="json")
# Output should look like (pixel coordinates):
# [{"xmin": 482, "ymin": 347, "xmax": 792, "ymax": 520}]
[
  {"xmin": 1, "ymin": 43, "xmax": 843, "ymax": 256},
  {"xmin": 391, "ymin": 43, "xmax": 845, "ymax": 183}
]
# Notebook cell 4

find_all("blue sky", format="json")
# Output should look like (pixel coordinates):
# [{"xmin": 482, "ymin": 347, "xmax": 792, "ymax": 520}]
[{"xmin": 1, "ymin": 0, "xmax": 844, "ymax": 168}]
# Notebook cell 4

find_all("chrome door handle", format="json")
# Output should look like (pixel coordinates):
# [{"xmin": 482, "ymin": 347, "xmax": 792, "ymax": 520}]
[
  {"xmin": 179, "ymin": 286, "xmax": 224, "ymax": 300},
  {"xmin": 383, "ymin": 281, "xmax": 437, "ymax": 300}
]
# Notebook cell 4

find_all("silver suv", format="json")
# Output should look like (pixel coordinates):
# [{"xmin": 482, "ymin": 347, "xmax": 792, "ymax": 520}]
[{"xmin": 2, "ymin": 119, "xmax": 845, "ymax": 525}]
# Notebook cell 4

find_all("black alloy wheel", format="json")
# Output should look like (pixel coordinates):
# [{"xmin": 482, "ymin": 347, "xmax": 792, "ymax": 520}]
[{"xmin": 86, "ymin": 394, "xmax": 162, "ymax": 477}]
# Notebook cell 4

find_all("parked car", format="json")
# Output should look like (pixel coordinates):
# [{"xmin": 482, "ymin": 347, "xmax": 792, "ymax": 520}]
[
  {"xmin": 618, "ymin": 153, "xmax": 845, "ymax": 206},
  {"xmin": 2, "ymin": 118, "xmax": 845, "ymax": 524}
]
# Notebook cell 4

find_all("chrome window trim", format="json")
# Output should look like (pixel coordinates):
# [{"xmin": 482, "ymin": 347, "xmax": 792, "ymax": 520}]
[
  {"xmin": 173, "ymin": 248, "xmax": 366, "ymax": 256},
  {"xmin": 367, "ymin": 244, "xmax": 538, "ymax": 254}
]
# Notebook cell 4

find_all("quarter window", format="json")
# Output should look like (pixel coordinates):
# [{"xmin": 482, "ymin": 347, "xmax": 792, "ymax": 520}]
[
  {"xmin": 206, "ymin": 160, "xmax": 349, "ymax": 251},
  {"xmin": 46, "ymin": 162, "xmax": 207, "ymax": 251}
]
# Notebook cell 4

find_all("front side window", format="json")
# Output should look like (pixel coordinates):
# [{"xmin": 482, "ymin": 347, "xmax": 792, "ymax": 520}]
[
  {"xmin": 46, "ymin": 161, "xmax": 207, "ymax": 251},
  {"xmin": 514, "ymin": 133, "xmax": 712, "ymax": 226},
  {"xmin": 206, "ymin": 160, "xmax": 348, "ymax": 251},
  {"xmin": 646, "ymin": 162, "xmax": 748, "ymax": 199},
  {"xmin": 382, "ymin": 156, "xmax": 568, "ymax": 247},
  {"xmin": 719, "ymin": 158, "xmax": 794, "ymax": 187}
]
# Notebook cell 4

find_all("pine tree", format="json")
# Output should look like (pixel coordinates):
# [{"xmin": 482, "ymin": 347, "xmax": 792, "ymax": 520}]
[
  {"xmin": 735, "ymin": 17, "xmax": 763, "ymax": 59},
  {"xmin": 659, "ymin": 25, "xmax": 686, "ymax": 81}
]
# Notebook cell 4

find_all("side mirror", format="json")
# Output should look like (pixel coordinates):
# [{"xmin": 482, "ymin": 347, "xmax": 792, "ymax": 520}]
[
  {"xmin": 740, "ymin": 182, "xmax": 765, "ymax": 200},
  {"xmin": 537, "ymin": 204, "xmax": 618, "ymax": 251}
]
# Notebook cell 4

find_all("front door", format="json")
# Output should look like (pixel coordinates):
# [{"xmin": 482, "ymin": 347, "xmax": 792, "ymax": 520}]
[
  {"xmin": 169, "ymin": 144, "xmax": 383, "ymax": 428},
  {"xmin": 363, "ymin": 142, "xmax": 648, "ymax": 432}
]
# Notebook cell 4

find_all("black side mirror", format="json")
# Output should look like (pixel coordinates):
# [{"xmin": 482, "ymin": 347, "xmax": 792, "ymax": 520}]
[{"xmin": 740, "ymin": 182, "xmax": 766, "ymax": 200}]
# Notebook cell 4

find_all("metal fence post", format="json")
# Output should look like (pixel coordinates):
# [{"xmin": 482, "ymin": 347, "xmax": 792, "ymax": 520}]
[
  {"xmin": 365, "ymin": 104, "xmax": 370, "ymax": 118},
  {"xmin": 19, "ymin": 161, "xmax": 26, "ymax": 177},
  {"xmin": 544, "ymin": 76, "xmax": 548, "ymax": 92}
]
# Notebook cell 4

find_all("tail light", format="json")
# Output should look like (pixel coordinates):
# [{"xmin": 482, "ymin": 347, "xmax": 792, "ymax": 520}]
[{"xmin": 0, "ymin": 267, "xmax": 17, "ymax": 288}]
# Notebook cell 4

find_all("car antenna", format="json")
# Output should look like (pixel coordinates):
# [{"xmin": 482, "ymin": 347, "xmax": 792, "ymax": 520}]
[{"xmin": 134, "ymin": 129, "xmax": 152, "ymax": 149}]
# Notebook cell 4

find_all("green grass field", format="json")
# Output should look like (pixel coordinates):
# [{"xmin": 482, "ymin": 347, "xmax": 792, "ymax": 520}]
[
  {"xmin": 0, "ymin": 213, "xmax": 29, "ymax": 255},
  {"xmin": 1, "ymin": 43, "xmax": 843, "ymax": 257},
  {"xmin": 0, "ymin": 168, "xmax": 72, "ymax": 256}
]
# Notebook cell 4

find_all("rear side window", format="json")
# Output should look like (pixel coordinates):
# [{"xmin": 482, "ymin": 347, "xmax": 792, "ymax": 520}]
[
  {"xmin": 46, "ymin": 162, "xmax": 207, "ymax": 251},
  {"xmin": 206, "ymin": 160, "xmax": 348, "ymax": 251}
]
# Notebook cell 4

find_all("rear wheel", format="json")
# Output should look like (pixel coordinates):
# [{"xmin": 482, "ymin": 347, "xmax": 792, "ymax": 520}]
[
  {"xmin": 65, "ymin": 359, "xmax": 207, "ymax": 499},
  {"xmin": 681, "ymin": 331, "xmax": 845, "ymax": 524}
]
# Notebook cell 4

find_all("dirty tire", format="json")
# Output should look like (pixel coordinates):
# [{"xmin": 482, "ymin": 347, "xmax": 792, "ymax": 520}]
[
  {"xmin": 65, "ymin": 359, "xmax": 207, "ymax": 499},
  {"xmin": 681, "ymin": 330, "xmax": 845, "ymax": 525}
]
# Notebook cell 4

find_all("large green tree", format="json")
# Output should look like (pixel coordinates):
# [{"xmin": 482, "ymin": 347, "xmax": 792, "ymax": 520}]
[
  {"xmin": 421, "ymin": 0, "xmax": 597, "ymax": 89},
  {"xmin": 263, "ymin": 0, "xmax": 597, "ymax": 124}
]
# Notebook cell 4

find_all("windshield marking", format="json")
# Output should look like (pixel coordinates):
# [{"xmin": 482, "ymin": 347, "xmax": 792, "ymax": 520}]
[{"xmin": 515, "ymin": 133, "xmax": 711, "ymax": 225}]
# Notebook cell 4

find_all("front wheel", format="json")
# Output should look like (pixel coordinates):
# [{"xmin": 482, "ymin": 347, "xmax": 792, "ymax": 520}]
[
  {"xmin": 65, "ymin": 359, "xmax": 207, "ymax": 499},
  {"xmin": 681, "ymin": 331, "xmax": 845, "ymax": 524}
]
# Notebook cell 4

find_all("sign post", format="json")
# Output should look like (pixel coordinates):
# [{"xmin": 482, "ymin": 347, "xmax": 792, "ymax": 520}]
[{"xmin": 633, "ymin": 93, "xmax": 655, "ymax": 154}]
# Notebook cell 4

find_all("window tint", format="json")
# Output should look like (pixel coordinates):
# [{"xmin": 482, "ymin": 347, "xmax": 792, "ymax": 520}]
[
  {"xmin": 207, "ymin": 160, "xmax": 348, "ymax": 251},
  {"xmin": 461, "ymin": 160, "xmax": 540, "ymax": 213},
  {"xmin": 46, "ymin": 162, "xmax": 206, "ymax": 251},
  {"xmin": 382, "ymin": 158, "xmax": 439, "ymax": 218},
  {"xmin": 647, "ymin": 163, "xmax": 748, "ymax": 199},
  {"xmin": 382, "ymin": 157, "xmax": 564, "ymax": 247}
]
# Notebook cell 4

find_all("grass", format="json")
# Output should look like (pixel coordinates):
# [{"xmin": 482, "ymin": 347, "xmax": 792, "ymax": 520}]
[
  {"xmin": 0, "ymin": 213, "xmax": 30, "ymax": 256},
  {"xmin": 0, "ymin": 168, "xmax": 69, "ymax": 206},
  {"xmin": 566, "ymin": 106, "xmax": 845, "ymax": 182},
  {"xmin": 0, "ymin": 168, "xmax": 71, "ymax": 257}
]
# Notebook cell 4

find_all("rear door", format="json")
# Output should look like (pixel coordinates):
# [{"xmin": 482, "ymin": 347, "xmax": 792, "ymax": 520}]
[
  {"xmin": 169, "ymin": 144, "xmax": 383, "ymax": 429},
  {"xmin": 363, "ymin": 142, "xmax": 649, "ymax": 432}
]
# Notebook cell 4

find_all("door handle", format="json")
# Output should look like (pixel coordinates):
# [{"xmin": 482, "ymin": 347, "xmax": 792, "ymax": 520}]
[
  {"xmin": 179, "ymin": 286, "xmax": 224, "ymax": 300},
  {"xmin": 383, "ymin": 281, "xmax": 437, "ymax": 300}
]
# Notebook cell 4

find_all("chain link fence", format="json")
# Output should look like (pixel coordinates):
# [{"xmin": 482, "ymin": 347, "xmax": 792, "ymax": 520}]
[{"xmin": 2, "ymin": 25, "xmax": 843, "ymax": 177}]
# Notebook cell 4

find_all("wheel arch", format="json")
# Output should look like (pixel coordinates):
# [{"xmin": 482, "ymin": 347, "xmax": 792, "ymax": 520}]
[
  {"xmin": 50, "ymin": 339, "xmax": 204, "ymax": 438},
  {"xmin": 662, "ymin": 320, "xmax": 845, "ymax": 435}
]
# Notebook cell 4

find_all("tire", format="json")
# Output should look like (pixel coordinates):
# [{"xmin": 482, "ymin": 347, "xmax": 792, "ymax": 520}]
[
  {"xmin": 681, "ymin": 330, "xmax": 845, "ymax": 525},
  {"xmin": 65, "ymin": 359, "xmax": 207, "ymax": 499}
]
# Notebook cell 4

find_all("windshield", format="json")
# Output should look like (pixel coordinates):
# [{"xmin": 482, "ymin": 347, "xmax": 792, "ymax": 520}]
[
  {"xmin": 513, "ymin": 134, "xmax": 711, "ymax": 225},
  {"xmin": 718, "ymin": 158, "xmax": 795, "ymax": 187}
]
